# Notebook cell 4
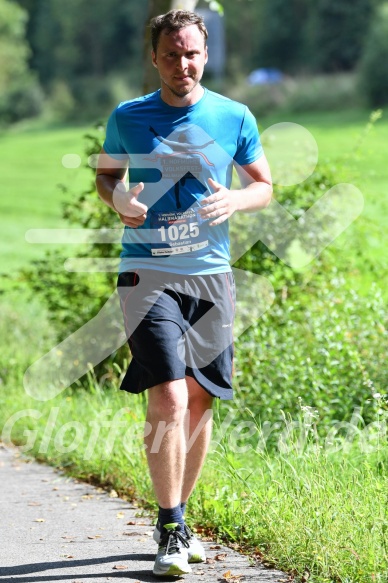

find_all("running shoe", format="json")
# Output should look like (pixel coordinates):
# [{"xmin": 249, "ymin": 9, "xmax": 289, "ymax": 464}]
[
  {"xmin": 152, "ymin": 522, "xmax": 192, "ymax": 577},
  {"xmin": 153, "ymin": 521, "xmax": 206, "ymax": 563}
]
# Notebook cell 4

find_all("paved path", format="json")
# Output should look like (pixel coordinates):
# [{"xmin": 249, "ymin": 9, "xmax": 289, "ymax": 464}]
[{"xmin": 0, "ymin": 443, "xmax": 287, "ymax": 583}]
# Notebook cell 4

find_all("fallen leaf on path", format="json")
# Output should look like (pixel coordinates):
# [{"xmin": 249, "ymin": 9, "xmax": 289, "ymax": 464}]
[
  {"xmin": 123, "ymin": 531, "xmax": 143, "ymax": 536},
  {"xmin": 205, "ymin": 558, "xmax": 216, "ymax": 564},
  {"xmin": 113, "ymin": 564, "xmax": 128, "ymax": 570},
  {"xmin": 210, "ymin": 545, "xmax": 222, "ymax": 550},
  {"xmin": 66, "ymin": 555, "xmax": 74, "ymax": 559},
  {"xmin": 116, "ymin": 512, "xmax": 124, "ymax": 519},
  {"xmin": 28, "ymin": 502, "xmax": 41, "ymax": 506},
  {"xmin": 34, "ymin": 518, "xmax": 45, "ymax": 522},
  {"xmin": 215, "ymin": 553, "xmax": 227, "ymax": 561},
  {"xmin": 126, "ymin": 520, "xmax": 136, "ymax": 525},
  {"xmin": 109, "ymin": 489, "xmax": 118, "ymax": 498},
  {"xmin": 221, "ymin": 571, "xmax": 245, "ymax": 582}
]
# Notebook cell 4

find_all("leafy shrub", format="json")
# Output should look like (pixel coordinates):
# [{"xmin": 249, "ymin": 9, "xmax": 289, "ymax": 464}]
[
  {"xmin": 232, "ymin": 158, "xmax": 347, "ymax": 291},
  {"xmin": 234, "ymin": 279, "xmax": 388, "ymax": 433},
  {"xmin": 47, "ymin": 80, "xmax": 76, "ymax": 122},
  {"xmin": 226, "ymin": 73, "xmax": 360, "ymax": 117},
  {"xmin": 0, "ymin": 74, "xmax": 44, "ymax": 124},
  {"xmin": 19, "ymin": 124, "xmax": 118, "ymax": 331}
]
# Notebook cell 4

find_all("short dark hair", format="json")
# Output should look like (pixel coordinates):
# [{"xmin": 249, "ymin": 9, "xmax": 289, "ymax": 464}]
[{"xmin": 150, "ymin": 10, "xmax": 208, "ymax": 53}]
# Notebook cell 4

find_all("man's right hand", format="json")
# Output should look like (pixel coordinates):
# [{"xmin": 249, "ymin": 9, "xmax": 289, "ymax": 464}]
[{"xmin": 112, "ymin": 182, "xmax": 148, "ymax": 228}]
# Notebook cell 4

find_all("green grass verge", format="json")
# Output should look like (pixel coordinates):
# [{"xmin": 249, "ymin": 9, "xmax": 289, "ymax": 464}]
[{"xmin": 2, "ymin": 374, "xmax": 387, "ymax": 582}]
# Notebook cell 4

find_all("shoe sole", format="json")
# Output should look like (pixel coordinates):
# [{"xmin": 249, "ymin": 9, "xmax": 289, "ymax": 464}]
[
  {"xmin": 153, "ymin": 563, "xmax": 192, "ymax": 576},
  {"xmin": 188, "ymin": 553, "xmax": 206, "ymax": 563},
  {"xmin": 153, "ymin": 528, "xmax": 206, "ymax": 563}
]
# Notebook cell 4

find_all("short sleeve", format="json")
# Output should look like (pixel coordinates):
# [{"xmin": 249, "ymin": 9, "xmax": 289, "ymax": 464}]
[
  {"xmin": 234, "ymin": 107, "xmax": 263, "ymax": 166},
  {"xmin": 103, "ymin": 108, "xmax": 127, "ymax": 159}
]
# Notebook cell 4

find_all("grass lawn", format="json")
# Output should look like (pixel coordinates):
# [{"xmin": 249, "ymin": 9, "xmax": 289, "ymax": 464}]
[{"xmin": 0, "ymin": 120, "xmax": 91, "ymax": 273}]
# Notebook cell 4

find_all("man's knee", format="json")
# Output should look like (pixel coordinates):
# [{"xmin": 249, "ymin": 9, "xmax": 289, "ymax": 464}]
[
  {"xmin": 147, "ymin": 379, "xmax": 188, "ymax": 424},
  {"xmin": 187, "ymin": 377, "xmax": 213, "ymax": 413}
]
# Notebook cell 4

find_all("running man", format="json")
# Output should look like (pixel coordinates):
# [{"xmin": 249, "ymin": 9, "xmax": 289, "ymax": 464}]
[{"xmin": 96, "ymin": 9, "xmax": 272, "ymax": 577}]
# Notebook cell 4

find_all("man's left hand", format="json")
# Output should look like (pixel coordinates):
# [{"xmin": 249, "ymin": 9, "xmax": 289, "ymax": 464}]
[{"xmin": 199, "ymin": 178, "xmax": 238, "ymax": 226}]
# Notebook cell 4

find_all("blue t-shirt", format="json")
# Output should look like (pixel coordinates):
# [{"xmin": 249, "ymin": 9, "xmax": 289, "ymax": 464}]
[{"xmin": 103, "ymin": 88, "xmax": 263, "ymax": 275}]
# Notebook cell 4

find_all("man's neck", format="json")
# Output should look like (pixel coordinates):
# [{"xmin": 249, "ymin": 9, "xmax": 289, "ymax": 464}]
[{"xmin": 160, "ymin": 84, "xmax": 205, "ymax": 107}]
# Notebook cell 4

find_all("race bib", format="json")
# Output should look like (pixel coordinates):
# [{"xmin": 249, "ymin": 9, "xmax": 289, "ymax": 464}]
[{"xmin": 150, "ymin": 207, "xmax": 209, "ymax": 257}]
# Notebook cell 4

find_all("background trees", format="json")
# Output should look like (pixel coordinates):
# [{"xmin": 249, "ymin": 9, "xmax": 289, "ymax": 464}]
[
  {"xmin": 359, "ymin": 2, "xmax": 388, "ymax": 106},
  {"xmin": 0, "ymin": 0, "xmax": 42, "ymax": 122},
  {"xmin": 1, "ymin": 0, "xmax": 387, "ymax": 123}
]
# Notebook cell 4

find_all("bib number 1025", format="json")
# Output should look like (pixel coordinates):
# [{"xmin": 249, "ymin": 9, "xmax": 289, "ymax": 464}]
[{"xmin": 157, "ymin": 222, "xmax": 199, "ymax": 242}]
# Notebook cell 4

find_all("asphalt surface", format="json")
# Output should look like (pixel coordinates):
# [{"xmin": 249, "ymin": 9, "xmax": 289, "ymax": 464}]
[{"xmin": 0, "ymin": 443, "xmax": 288, "ymax": 583}]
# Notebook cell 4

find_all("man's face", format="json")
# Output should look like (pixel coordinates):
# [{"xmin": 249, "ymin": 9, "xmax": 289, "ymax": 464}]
[{"xmin": 152, "ymin": 24, "xmax": 208, "ymax": 100}]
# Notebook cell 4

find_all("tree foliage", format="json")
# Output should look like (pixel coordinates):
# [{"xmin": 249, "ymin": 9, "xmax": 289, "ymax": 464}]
[
  {"xmin": 359, "ymin": 2, "xmax": 388, "ymax": 106},
  {"xmin": 0, "ymin": 0, "xmax": 42, "ymax": 122},
  {"xmin": 307, "ymin": 0, "xmax": 373, "ymax": 72},
  {"xmin": 8, "ymin": 0, "xmax": 388, "ymax": 117},
  {"xmin": 256, "ymin": 0, "xmax": 309, "ymax": 73}
]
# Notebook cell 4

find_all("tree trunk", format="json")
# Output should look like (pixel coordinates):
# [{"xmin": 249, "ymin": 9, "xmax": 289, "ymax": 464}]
[
  {"xmin": 170, "ymin": 0, "xmax": 199, "ymax": 10},
  {"xmin": 143, "ymin": 0, "xmax": 199, "ymax": 94}
]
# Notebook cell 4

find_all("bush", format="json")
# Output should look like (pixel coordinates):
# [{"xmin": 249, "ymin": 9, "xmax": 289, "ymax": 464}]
[
  {"xmin": 0, "ymin": 74, "xmax": 44, "ymax": 124},
  {"xmin": 234, "ymin": 279, "xmax": 388, "ymax": 434},
  {"xmin": 47, "ymin": 80, "xmax": 76, "ymax": 122},
  {"xmin": 19, "ymin": 124, "xmax": 119, "ymax": 337},
  {"xmin": 358, "ymin": 3, "xmax": 388, "ymax": 107},
  {"xmin": 226, "ymin": 73, "xmax": 360, "ymax": 117},
  {"xmin": 66, "ymin": 75, "xmax": 142, "ymax": 122}
]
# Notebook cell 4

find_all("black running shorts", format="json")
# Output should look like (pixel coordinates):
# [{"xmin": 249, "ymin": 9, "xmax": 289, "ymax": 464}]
[{"xmin": 117, "ymin": 269, "xmax": 235, "ymax": 400}]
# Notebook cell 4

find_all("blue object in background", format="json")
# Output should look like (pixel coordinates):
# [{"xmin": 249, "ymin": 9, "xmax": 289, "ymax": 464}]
[{"xmin": 247, "ymin": 68, "xmax": 284, "ymax": 86}]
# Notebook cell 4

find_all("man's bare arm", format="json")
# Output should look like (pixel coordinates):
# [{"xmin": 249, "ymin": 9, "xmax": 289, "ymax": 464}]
[
  {"xmin": 95, "ymin": 147, "xmax": 147, "ymax": 228},
  {"xmin": 199, "ymin": 155, "xmax": 273, "ymax": 226}
]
